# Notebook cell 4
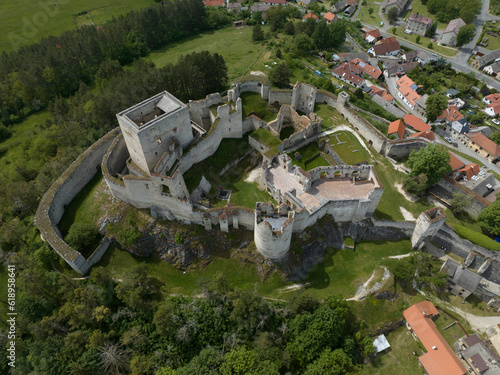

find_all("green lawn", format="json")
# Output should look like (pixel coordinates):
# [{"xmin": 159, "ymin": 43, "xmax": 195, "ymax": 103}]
[
  {"xmin": 304, "ymin": 239, "xmax": 413, "ymax": 299},
  {"xmin": 363, "ymin": 326, "xmax": 425, "ymax": 375},
  {"xmin": 405, "ymin": 0, "xmax": 433, "ymax": 19},
  {"xmin": 0, "ymin": 0, "xmax": 152, "ymax": 53},
  {"xmin": 58, "ymin": 170, "xmax": 103, "ymax": 237},
  {"xmin": 372, "ymin": 154, "xmax": 431, "ymax": 221},
  {"xmin": 327, "ymin": 131, "xmax": 370, "ymax": 165},
  {"xmin": 359, "ymin": 0, "xmax": 383, "ymax": 27},
  {"xmin": 434, "ymin": 314, "xmax": 468, "ymax": 348},
  {"xmin": 0, "ymin": 110, "xmax": 51, "ymax": 178},
  {"xmin": 242, "ymin": 92, "xmax": 279, "ymax": 123},
  {"xmin": 146, "ymin": 26, "xmax": 270, "ymax": 82},
  {"xmin": 96, "ymin": 243, "xmax": 288, "ymax": 297},
  {"xmin": 392, "ymin": 31, "xmax": 457, "ymax": 57},
  {"xmin": 314, "ymin": 104, "xmax": 345, "ymax": 130},
  {"xmin": 288, "ymin": 142, "xmax": 331, "ymax": 170},
  {"xmin": 250, "ymin": 127, "xmax": 282, "ymax": 147}
]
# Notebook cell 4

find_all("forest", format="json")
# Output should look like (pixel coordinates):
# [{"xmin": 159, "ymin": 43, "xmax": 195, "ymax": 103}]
[
  {"xmin": 421, "ymin": 0, "xmax": 481, "ymax": 24},
  {"xmin": 0, "ymin": 254, "xmax": 375, "ymax": 374}
]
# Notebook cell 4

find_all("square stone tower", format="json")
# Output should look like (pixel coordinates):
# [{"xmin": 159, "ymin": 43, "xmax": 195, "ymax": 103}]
[
  {"xmin": 411, "ymin": 207, "xmax": 446, "ymax": 249},
  {"xmin": 116, "ymin": 91, "xmax": 193, "ymax": 173}
]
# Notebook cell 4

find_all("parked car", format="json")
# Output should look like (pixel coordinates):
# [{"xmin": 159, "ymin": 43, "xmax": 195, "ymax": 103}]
[
  {"xmin": 452, "ymin": 142, "xmax": 458, "ymax": 147},
  {"xmin": 492, "ymin": 119, "xmax": 500, "ymax": 125},
  {"xmin": 404, "ymin": 29, "xmax": 412, "ymax": 34},
  {"xmin": 445, "ymin": 137, "xmax": 452, "ymax": 143}
]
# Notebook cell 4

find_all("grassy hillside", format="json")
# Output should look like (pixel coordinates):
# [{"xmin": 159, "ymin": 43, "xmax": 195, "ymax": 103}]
[{"xmin": 0, "ymin": 0, "xmax": 152, "ymax": 53}]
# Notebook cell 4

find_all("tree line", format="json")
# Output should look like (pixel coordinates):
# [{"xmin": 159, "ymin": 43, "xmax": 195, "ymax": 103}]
[
  {"xmin": 0, "ymin": 0, "xmax": 229, "ymax": 128},
  {"xmin": 0, "ymin": 255, "xmax": 375, "ymax": 374}
]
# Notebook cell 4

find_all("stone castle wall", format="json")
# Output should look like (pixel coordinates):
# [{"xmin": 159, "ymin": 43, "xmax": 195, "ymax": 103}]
[
  {"xmin": 189, "ymin": 93, "xmax": 222, "ymax": 130},
  {"xmin": 268, "ymin": 89, "xmax": 293, "ymax": 106},
  {"xmin": 35, "ymin": 128, "xmax": 120, "ymax": 275}
]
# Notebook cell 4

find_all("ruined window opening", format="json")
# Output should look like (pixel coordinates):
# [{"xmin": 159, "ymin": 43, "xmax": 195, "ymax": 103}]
[{"xmin": 162, "ymin": 185, "xmax": 170, "ymax": 195}]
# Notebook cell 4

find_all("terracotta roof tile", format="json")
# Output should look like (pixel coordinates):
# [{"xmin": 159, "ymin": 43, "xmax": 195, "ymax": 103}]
[
  {"xmin": 388, "ymin": 119, "xmax": 406, "ymax": 138},
  {"xmin": 403, "ymin": 114, "xmax": 430, "ymax": 132}
]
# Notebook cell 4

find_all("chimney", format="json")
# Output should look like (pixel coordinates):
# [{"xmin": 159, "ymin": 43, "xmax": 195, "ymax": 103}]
[{"xmin": 432, "ymin": 346, "xmax": 437, "ymax": 350}]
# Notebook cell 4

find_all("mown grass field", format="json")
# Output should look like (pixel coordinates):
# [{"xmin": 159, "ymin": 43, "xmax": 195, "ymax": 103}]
[
  {"xmin": 359, "ymin": 0, "xmax": 384, "ymax": 27},
  {"xmin": 328, "ymin": 131, "xmax": 370, "ymax": 165},
  {"xmin": 0, "ymin": 0, "xmax": 152, "ymax": 53},
  {"xmin": 147, "ymin": 26, "xmax": 272, "ymax": 82}
]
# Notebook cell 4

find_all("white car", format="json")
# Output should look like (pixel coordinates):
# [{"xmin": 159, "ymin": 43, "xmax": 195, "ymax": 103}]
[
  {"xmin": 445, "ymin": 137, "xmax": 452, "ymax": 143},
  {"xmin": 492, "ymin": 119, "xmax": 500, "ymax": 125},
  {"xmin": 404, "ymin": 29, "xmax": 412, "ymax": 34}
]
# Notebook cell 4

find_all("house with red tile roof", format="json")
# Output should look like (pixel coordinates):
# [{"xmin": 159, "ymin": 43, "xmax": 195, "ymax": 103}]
[
  {"xmin": 303, "ymin": 12, "xmax": 319, "ymax": 21},
  {"xmin": 263, "ymin": 0, "xmax": 287, "ymax": 4},
  {"xmin": 364, "ymin": 29, "xmax": 382, "ymax": 44},
  {"xmin": 403, "ymin": 301, "xmax": 467, "ymax": 375},
  {"xmin": 351, "ymin": 58, "xmax": 383, "ymax": 79},
  {"xmin": 332, "ymin": 64, "xmax": 365, "ymax": 87},
  {"xmin": 481, "ymin": 93, "xmax": 500, "ymax": 117},
  {"xmin": 437, "ymin": 105, "xmax": 465, "ymax": 124},
  {"xmin": 409, "ymin": 130, "xmax": 435, "ymax": 141},
  {"xmin": 465, "ymin": 133, "xmax": 500, "ymax": 162},
  {"xmin": 323, "ymin": 12, "xmax": 337, "ymax": 24},
  {"xmin": 388, "ymin": 119, "xmax": 406, "ymax": 139},
  {"xmin": 448, "ymin": 151, "xmax": 465, "ymax": 171},
  {"xmin": 367, "ymin": 37, "xmax": 401, "ymax": 56},
  {"xmin": 203, "ymin": 0, "xmax": 225, "ymax": 6},
  {"xmin": 396, "ymin": 76, "xmax": 422, "ymax": 110},
  {"xmin": 403, "ymin": 114, "xmax": 431, "ymax": 132},
  {"xmin": 457, "ymin": 164, "xmax": 480, "ymax": 180}
]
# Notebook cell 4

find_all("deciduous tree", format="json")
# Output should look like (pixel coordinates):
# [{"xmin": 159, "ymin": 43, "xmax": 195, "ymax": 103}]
[
  {"xmin": 406, "ymin": 143, "xmax": 451, "ymax": 186},
  {"xmin": 456, "ymin": 24, "xmax": 476, "ymax": 47},
  {"xmin": 425, "ymin": 94, "xmax": 448, "ymax": 122}
]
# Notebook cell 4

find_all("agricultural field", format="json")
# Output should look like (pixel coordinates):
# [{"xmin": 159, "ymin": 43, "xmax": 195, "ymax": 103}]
[
  {"xmin": 0, "ymin": 0, "xmax": 152, "ymax": 52},
  {"xmin": 147, "ymin": 26, "xmax": 275, "ymax": 82}
]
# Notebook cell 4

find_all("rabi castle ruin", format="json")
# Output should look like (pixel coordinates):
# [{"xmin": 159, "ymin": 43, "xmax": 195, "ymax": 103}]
[
  {"xmin": 34, "ymin": 75, "xmax": 500, "ymax": 311},
  {"xmin": 104, "ymin": 80, "xmax": 383, "ymax": 260}
]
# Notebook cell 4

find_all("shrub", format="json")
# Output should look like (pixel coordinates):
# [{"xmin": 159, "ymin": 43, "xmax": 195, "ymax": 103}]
[
  {"xmin": 175, "ymin": 233, "xmax": 184, "ymax": 245},
  {"xmin": 453, "ymin": 224, "xmax": 500, "ymax": 251}
]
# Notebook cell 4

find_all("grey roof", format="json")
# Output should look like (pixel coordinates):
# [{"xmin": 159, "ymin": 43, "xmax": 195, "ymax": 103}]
[
  {"xmin": 385, "ymin": 61, "xmax": 419, "ymax": 76},
  {"xmin": 462, "ymin": 340, "xmax": 500, "ymax": 375},
  {"xmin": 416, "ymin": 93, "xmax": 428, "ymax": 108},
  {"xmin": 468, "ymin": 126, "xmax": 493, "ymax": 138},
  {"xmin": 372, "ymin": 95, "xmax": 406, "ymax": 117},
  {"xmin": 373, "ymin": 335, "xmax": 390, "ymax": 353},
  {"xmin": 446, "ymin": 88, "xmax": 460, "ymax": 96},
  {"xmin": 416, "ymin": 50, "xmax": 430, "ymax": 61},
  {"xmin": 476, "ymin": 48, "xmax": 500, "ymax": 68},
  {"xmin": 332, "ymin": 0, "xmax": 348, "ymax": 12},
  {"xmin": 403, "ymin": 50, "xmax": 418, "ymax": 60},
  {"xmin": 464, "ymin": 334, "xmax": 482, "ymax": 347},
  {"xmin": 451, "ymin": 121, "xmax": 469, "ymax": 134},
  {"xmin": 486, "ymin": 61, "xmax": 500, "ymax": 73},
  {"xmin": 441, "ymin": 259, "xmax": 482, "ymax": 293}
]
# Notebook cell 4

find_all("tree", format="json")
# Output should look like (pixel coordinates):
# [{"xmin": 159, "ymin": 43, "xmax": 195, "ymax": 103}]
[
  {"xmin": 329, "ymin": 20, "xmax": 347, "ymax": 49},
  {"xmin": 425, "ymin": 21, "xmax": 438, "ymax": 37},
  {"xmin": 403, "ymin": 173, "xmax": 428, "ymax": 196},
  {"xmin": 266, "ymin": 5, "xmax": 287, "ymax": 31},
  {"xmin": 252, "ymin": 24, "xmax": 265, "ymax": 41},
  {"xmin": 387, "ymin": 7, "xmax": 399, "ymax": 23},
  {"xmin": 456, "ymin": 24, "xmax": 476, "ymax": 47},
  {"xmin": 428, "ymin": 42, "xmax": 434, "ymax": 49},
  {"xmin": 389, "ymin": 258, "xmax": 417, "ymax": 282},
  {"xmin": 391, "ymin": 26, "xmax": 397, "ymax": 34},
  {"xmin": 406, "ymin": 143, "xmax": 452, "ymax": 186},
  {"xmin": 490, "ymin": 132, "xmax": 500, "ymax": 145},
  {"xmin": 425, "ymin": 94, "xmax": 448, "ymax": 122},
  {"xmin": 294, "ymin": 32, "xmax": 314, "ymax": 54},
  {"xmin": 285, "ymin": 20, "xmax": 295, "ymax": 35},
  {"xmin": 312, "ymin": 21, "xmax": 331, "ymax": 49},
  {"xmin": 369, "ymin": 7, "xmax": 374, "ymax": 14},
  {"xmin": 65, "ymin": 222, "xmax": 100, "ymax": 252},
  {"xmin": 99, "ymin": 343, "xmax": 130, "ymax": 375},
  {"xmin": 303, "ymin": 348, "xmax": 353, "ymax": 375},
  {"xmin": 416, "ymin": 35, "xmax": 421, "ymax": 43},
  {"xmin": 269, "ymin": 62, "xmax": 290, "ymax": 87},
  {"xmin": 115, "ymin": 265, "xmax": 159, "ymax": 310},
  {"xmin": 449, "ymin": 191, "xmax": 472, "ymax": 215},
  {"xmin": 478, "ymin": 200, "xmax": 500, "ymax": 235}
]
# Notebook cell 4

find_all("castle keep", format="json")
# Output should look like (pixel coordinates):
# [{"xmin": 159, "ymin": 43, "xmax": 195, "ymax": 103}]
[{"xmin": 103, "ymin": 80, "xmax": 384, "ymax": 259}]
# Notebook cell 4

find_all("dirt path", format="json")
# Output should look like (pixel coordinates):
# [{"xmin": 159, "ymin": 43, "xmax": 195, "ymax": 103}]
[
  {"xmin": 347, "ymin": 266, "xmax": 390, "ymax": 301},
  {"xmin": 399, "ymin": 207, "xmax": 415, "ymax": 221},
  {"xmin": 395, "ymin": 183, "xmax": 419, "ymax": 202}
]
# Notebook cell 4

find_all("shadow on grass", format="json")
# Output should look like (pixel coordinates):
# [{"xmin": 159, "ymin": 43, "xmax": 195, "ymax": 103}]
[{"xmin": 374, "ymin": 209, "xmax": 394, "ymax": 221}]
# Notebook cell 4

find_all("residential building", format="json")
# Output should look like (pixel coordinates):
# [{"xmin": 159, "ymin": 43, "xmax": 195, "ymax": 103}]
[
  {"xmin": 228, "ymin": 3, "xmax": 242, "ymax": 11},
  {"xmin": 384, "ymin": 61, "xmax": 419, "ymax": 77},
  {"xmin": 332, "ymin": 64, "xmax": 366, "ymax": 88},
  {"xmin": 302, "ymin": 12, "xmax": 319, "ymax": 21},
  {"xmin": 485, "ymin": 104, "xmax": 500, "ymax": 117},
  {"xmin": 298, "ymin": 0, "xmax": 316, "ymax": 5},
  {"xmin": 448, "ymin": 97, "xmax": 465, "ymax": 109},
  {"xmin": 351, "ymin": 58, "xmax": 383, "ymax": 80},
  {"xmin": 450, "ymin": 121, "xmax": 470, "ymax": 135},
  {"xmin": 250, "ymin": 3, "xmax": 271, "ymax": 12},
  {"xmin": 440, "ymin": 259, "xmax": 482, "ymax": 298},
  {"xmin": 388, "ymin": 119, "xmax": 406, "ymax": 139},
  {"xmin": 343, "ymin": 5, "xmax": 355, "ymax": 16},
  {"xmin": 336, "ymin": 52, "xmax": 371, "ymax": 62},
  {"xmin": 456, "ymin": 334, "xmax": 500, "ymax": 375},
  {"xmin": 445, "ymin": 88, "xmax": 460, "ymax": 98},
  {"xmin": 484, "ymin": 61, "xmax": 500, "ymax": 75},
  {"xmin": 472, "ymin": 48, "xmax": 500, "ymax": 70},
  {"xmin": 263, "ymin": 0, "xmax": 287, "ymax": 4},
  {"xmin": 437, "ymin": 105, "xmax": 466, "ymax": 124},
  {"xmin": 323, "ymin": 12, "xmax": 337, "ymax": 24},
  {"xmin": 371, "ymin": 86, "xmax": 396, "ymax": 105},
  {"xmin": 415, "ymin": 94, "xmax": 428, "ymax": 117},
  {"xmin": 465, "ymin": 133, "xmax": 500, "ymax": 162},
  {"xmin": 402, "ymin": 50, "xmax": 418, "ymax": 62},
  {"xmin": 403, "ymin": 114, "xmax": 431, "ymax": 132},
  {"xmin": 449, "ymin": 151, "xmax": 465, "ymax": 172},
  {"xmin": 364, "ymin": 29, "xmax": 382, "ymax": 44},
  {"xmin": 409, "ymin": 130, "xmax": 436, "ymax": 141},
  {"xmin": 373, "ymin": 335, "xmax": 391, "ymax": 354},
  {"xmin": 203, "ymin": 0, "xmax": 226, "ymax": 6},
  {"xmin": 403, "ymin": 301, "xmax": 467, "ymax": 375},
  {"xmin": 416, "ymin": 50, "xmax": 431, "ymax": 65},
  {"xmin": 406, "ymin": 13, "xmax": 433, "ymax": 37},
  {"xmin": 396, "ymin": 75, "xmax": 421, "ymax": 110},
  {"xmin": 331, "ymin": 0, "xmax": 356, "ymax": 13},
  {"xmin": 441, "ymin": 18, "xmax": 466, "ymax": 46},
  {"xmin": 386, "ymin": 0, "xmax": 410, "ymax": 15},
  {"xmin": 483, "ymin": 93, "xmax": 500, "ymax": 106},
  {"xmin": 467, "ymin": 126, "xmax": 493, "ymax": 138},
  {"xmin": 368, "ymin": 37, "xmax": 401, "ymax": 56}
]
